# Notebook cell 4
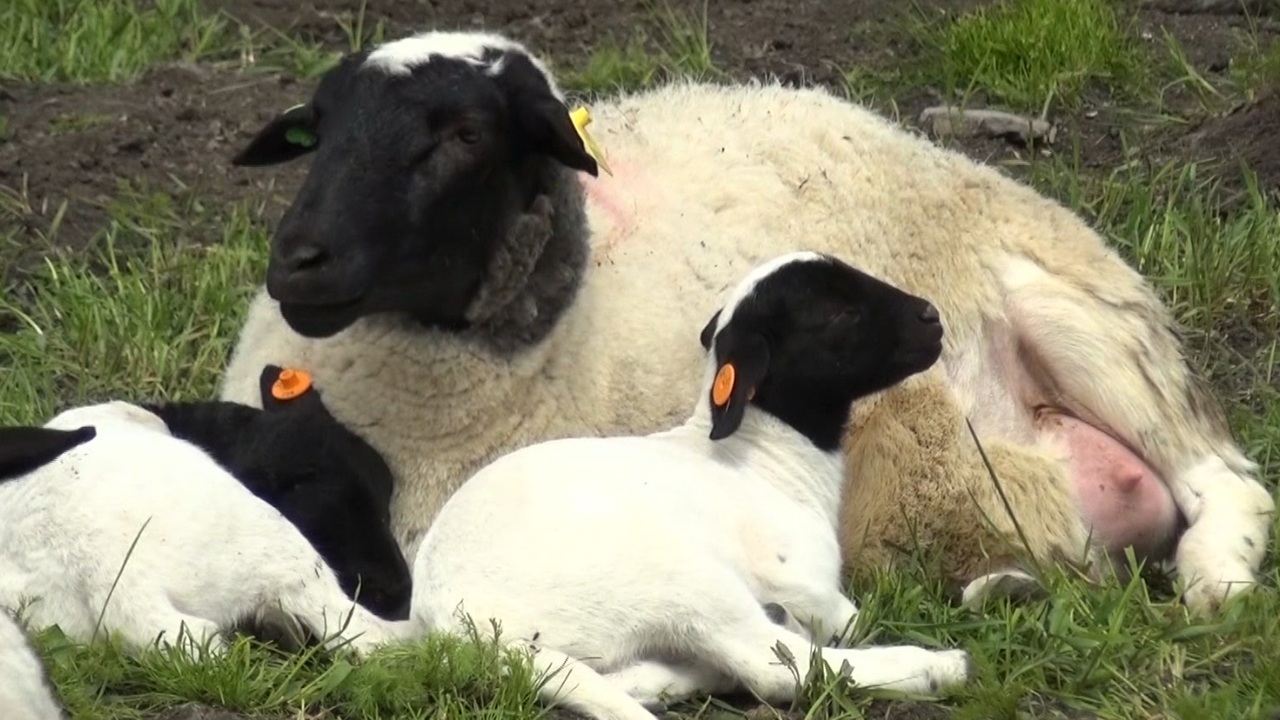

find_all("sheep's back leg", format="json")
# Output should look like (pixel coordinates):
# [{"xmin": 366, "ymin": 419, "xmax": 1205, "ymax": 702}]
[{"xmin": 996, "ymin": 256, "xmax": 1275, "ymax": 613}]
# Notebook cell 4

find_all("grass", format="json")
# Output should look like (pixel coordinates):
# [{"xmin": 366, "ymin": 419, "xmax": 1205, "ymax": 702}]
[
  {"xmin": 0, "ymin": 0, "xmax": 233, "ymax": 84},
  {"xmin": 2, "ymin": 0, "xmax": 1280, "ymax": 717},
  {"xmin": 560, "ymin": 0, "xmax": 719, "ymax": 96},
  {"xmin": 902, "ymin": 0, "xmax": 1151, "ymax": 113}
]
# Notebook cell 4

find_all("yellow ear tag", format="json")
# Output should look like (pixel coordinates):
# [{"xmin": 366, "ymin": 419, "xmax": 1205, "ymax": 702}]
[
  {"xmin": 271, "ymin": 368, "xmax": 313, "ymax": 401},
  {"xmin": 569, "ymin": 106, "xmax": 613, "ymax": 176},
  {"xmin": 712, "ymin": 363, "xmax": 735, "ymax": 407}
]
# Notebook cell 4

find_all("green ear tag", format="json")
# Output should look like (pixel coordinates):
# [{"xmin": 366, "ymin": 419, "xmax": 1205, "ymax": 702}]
[{"xmin": 285, "ymin": 126, "xmax": 317, "ymax": 148}]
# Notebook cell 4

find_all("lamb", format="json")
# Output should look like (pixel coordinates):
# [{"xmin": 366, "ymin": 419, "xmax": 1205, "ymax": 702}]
[
  {"xmin": 0, "ymin": 610, "xmax": 64, "ymax": 720},
  {"xmin": 410, "ymin": 252, "xmax": 971, "ymax": 720},
  {"xmin": 217, "ymin": 28, "xmax": 1275, "ymax": 616},
  {"xmin": 138, "ymin": 364, "xmax": 413, "ymax": 620},
  {"xmin": 0, "ymin": 366, "xmax": 414, "ymax": 656}
]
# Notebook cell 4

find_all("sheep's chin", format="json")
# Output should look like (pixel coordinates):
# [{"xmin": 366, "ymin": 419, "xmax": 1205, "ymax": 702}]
[{"xmin": 278, "ymin": 300, "xmax": 365, "ymax": 339}]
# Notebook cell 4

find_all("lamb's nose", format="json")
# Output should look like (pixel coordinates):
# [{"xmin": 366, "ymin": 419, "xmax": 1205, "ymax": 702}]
[{"xmin": 920, "ymin": 303, "xmax": 940, "ymax": 324}]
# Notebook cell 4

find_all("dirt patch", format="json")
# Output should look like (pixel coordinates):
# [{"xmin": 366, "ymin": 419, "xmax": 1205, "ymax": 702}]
[
  {"xmin": 0, "ymin": 64, "xmax": 310, "ymax": 265},
  {"xmin": 1172, "ymin": 86, "xmax": 1280, "ymax": 201}
]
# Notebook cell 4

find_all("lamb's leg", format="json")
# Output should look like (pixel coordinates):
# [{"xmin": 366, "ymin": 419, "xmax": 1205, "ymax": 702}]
[
  {"xmin": 1000, "ymin": 259, "xmax": 1276, "ymax": 613},
  {"xmin": 603, "ymin": 660, "xmax": 735, "ymax": 708},
  {"xmin": 269, "ymin": 569, "xmax": 415, "ymax": 656},
  {"xmin": 518, "ymin": 642, "xmax": 659, "ymax": 720},
  {"xmin": 700, "ymin": 590, "xmax": 970, "ymax": 701}
]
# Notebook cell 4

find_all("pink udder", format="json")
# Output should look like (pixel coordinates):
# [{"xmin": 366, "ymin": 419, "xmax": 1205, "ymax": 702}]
[{"xmin": 1036, "ymin": 410, "xmax": 1180, "ymax": 559}]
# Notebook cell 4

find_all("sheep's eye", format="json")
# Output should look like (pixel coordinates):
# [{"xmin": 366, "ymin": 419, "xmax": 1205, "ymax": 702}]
[{"xmin": 458, "ymin": 126, "xmax": 482, "ymax": 144}]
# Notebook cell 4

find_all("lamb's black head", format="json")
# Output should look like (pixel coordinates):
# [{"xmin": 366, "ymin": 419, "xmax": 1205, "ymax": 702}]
[
  {"xmin": 0, "ymin": 425, "xmax": 96, "ymax": 482},
  {"xmin": 232, "ymin": 31, "xmax": 598, "ymax": 339},
  {"xmin": 250, "ymin": 365, "xmax": 413, "ymax": 619},
  {"xmin": 697, "ymin": 252, "xmax": 944, "ymax": 452}
]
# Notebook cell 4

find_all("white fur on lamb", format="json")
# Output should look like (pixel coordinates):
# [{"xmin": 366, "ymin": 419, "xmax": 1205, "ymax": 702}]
[
  {"xmin": 219, "ymin": 37, "xmax": 1275, "ymax": 615},
  {"xmin": 0, "ymin": 611, "xmax": 64, "ymax": 720},
  {"xmin": 408, "ymin": 256, "xmax": 969, "ymax": 720},
  {"xmin": 0, "ymin": 401, "xmax": 410, "ymax": 655}
]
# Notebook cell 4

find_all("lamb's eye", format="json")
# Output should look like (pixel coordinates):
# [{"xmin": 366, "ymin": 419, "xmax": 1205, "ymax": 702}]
[{"xmin": 458, "ymin": 126, "xmax": 482, "ymax": 144}]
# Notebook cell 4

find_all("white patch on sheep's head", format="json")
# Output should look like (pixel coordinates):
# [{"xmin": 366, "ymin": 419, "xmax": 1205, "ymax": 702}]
[
  {"xmin": 695, "ymin": 252, "xmax": 945, "ymax": 450},
  {"xmin": 231, "ymin": 30, "xmax": 596, "ymax": 340},
  {"xmin": 362, "ymin": 30, "xmax": 566, "ymax": 100}
]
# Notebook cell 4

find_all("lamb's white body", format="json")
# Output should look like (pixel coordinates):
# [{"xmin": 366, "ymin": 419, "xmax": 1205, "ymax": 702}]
[
  {"xmin": 411, "ymin": 380, "xmax": 969, "ymax": 720},
  {"xmin": 0, "ymin": 612, "xmax": 63, "ymax": 720},
  {"xmin": 221, "ymin": 74, "xmax": 1274, "ymax": 613},
  {"xmin": 0, "ymin": 402, "xmax": 409, "ymax": 655}
]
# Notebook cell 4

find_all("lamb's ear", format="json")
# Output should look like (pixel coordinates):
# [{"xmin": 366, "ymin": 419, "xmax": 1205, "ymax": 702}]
[
  {"xmin": 0, "ymin": 426, "xmax": 96, "ymax": 482},
  {"xmin": 232, "ymin": 103, "xmax": 319, "ymax": 167},
  {"xmin": 699, "ymin": 310, "xmax": 721, "ymax": 351},
  {"xmin": 259, "ymin": 365, "xmax": 322, "ymax": 412},
  {"xmin": 708, "ymin": 334, "xmax": 770, "ymax": 441}
]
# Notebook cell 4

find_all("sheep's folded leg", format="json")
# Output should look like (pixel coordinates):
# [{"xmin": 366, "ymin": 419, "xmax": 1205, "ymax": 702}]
[{"xmin": 1000, "ymin": 259, "xmax": 1276, "ymax": 614}]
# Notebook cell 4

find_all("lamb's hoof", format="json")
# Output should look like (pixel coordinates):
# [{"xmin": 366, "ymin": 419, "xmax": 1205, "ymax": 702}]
[
  {"xmin": 960, "ymin": 570, "xmax": 1046, "ymax": 609},
  {"xmin": 926, "ymin": 649, "xmax": 973, "ymax": 694}
]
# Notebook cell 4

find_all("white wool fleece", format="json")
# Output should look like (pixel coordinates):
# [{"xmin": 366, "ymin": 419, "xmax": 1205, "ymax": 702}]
[
  {"xmin": 0, "ymin": 401, "xmax": 412, "ymax": 656},
  {"xmin": 0, "ymin": 611, "xmax": 64, "ymax": 720},
  {"xmin": 219, "ymin": 79, "xmax": 1274, "ymax": 615}
]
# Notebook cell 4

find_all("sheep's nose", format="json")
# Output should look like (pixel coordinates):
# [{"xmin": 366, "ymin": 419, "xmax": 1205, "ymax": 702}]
[
  {"xmin": 280, "ymin": 243, "xmax": 332, "ymax": 275},
  {"xmin": 919, "ymin": 303, "xmax": 940, "ymax": 324}
]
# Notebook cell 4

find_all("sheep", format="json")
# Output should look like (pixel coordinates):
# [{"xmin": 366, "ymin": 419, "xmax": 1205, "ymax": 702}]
[
  {"xmin": 137, "ymin": 364, "xmax": 413, "ymax": 620},
  {"xmin": 217, "ymin": 28, "xmax": 1275, "ymax": 616},
  {"xmin": 0, "ymin": 368, "xmax": 414, "ymax": 656},
  {"xmin": 0, "ymin": 609, "xmax": 65, "ymax": 720},
  {"xmin": 410, "ymin": 251, "xmax": 971, "ymax": 720}
]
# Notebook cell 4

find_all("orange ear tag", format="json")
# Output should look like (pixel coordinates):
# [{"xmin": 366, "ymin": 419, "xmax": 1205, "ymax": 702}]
[
  {"xmin": 271, "ymin": 368, "xmax": 313, "ymax": 401},
  {"xmin": 712, "ymin": 363, "xmax": 735, "ymax": 407}
]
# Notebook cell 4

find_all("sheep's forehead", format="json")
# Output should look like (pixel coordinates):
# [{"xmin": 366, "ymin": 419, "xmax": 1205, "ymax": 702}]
[
  {"xmin": 361, "ymin": 31, "xmax": 564, "ymax": 99},
  {"xmin": 714, "ymin": 251, "xmax": 830, "ymax": 335}
]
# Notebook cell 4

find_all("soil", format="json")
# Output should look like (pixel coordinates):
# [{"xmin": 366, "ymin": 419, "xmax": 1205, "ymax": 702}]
[{"xmin": 3, "ymin": 1, "xmax": 1279, "ymax": 718}]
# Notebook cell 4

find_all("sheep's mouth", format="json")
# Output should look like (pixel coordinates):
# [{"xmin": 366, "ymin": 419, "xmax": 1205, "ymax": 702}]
[{"xmin": 278, "ymin": 298, "xmax": 366, "ymax": 338}]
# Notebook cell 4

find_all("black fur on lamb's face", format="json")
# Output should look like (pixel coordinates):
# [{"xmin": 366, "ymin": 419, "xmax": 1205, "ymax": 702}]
[
  {"xmin": 139, "ymin": 367, "xmax": 412, "ymax": 620},
  {"xmin": 231, "ymin": 34, "xmax": 598, "ymax": 339},
  {"xmin": 697, "ymin": 252, "xmax": 944, "ymax": 452}
]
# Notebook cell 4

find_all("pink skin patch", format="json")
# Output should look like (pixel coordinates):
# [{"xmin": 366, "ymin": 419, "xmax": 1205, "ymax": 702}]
[{"xmin": 1035, "ymin": 408, "xmax": 1181, "ymax": 560}]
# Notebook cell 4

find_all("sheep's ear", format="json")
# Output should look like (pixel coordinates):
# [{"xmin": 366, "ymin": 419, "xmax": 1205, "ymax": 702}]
[
  {"xmin": 259, "ymin": 364, "xmax": 322, "ymax": 412},
  {"xmin": 0, "ymin": 426, "xmax": 96, "ymax": 482},
  {"xmin": 708, "ymin": 334, "xmax": 770, "ymax": 441},
  {"xmin": 523, "ymin": 96, "xmax": 599, "ymax": 176},
  {"xmin": 699, "ymin": 309, "xmax": 721, "ymax": 351},
  {"xmin": 232, "ymin": 103, "xmax": 319, "ymax": 167}
]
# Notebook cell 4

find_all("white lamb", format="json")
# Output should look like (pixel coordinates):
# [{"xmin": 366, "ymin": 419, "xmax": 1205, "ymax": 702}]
[
  {"xmin": 411, "ymin": 252, "xmax": 970, "ymax": 720},
  {"xmin": 0, "ymin": 611, "xmax": 64, "ymax": 720},
  {"xmin": 0, "ymin": 402, "xmax": 412, "ymax": 656},
  {"xmin": 218, "ymin": 29, "xmax": 1275, "ymax": 615}
]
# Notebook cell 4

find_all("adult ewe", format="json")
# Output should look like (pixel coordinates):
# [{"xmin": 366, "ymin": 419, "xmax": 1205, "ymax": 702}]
[
  {"xmin": 0, "ymin": 368, "xmax": 413, "ymax": 654},
  {"xmin": 412, "ymin": 252, "xmax": 970, "ymax": 720},
  {"xmin": 219, "ymin": 29, "xmax": 1274, "ymax": 615}
]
